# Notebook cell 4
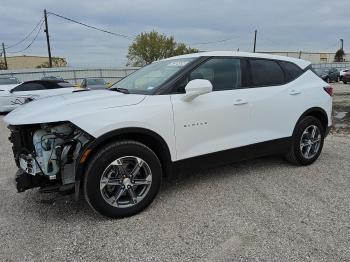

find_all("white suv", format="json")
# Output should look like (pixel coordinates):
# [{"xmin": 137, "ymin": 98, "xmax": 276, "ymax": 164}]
[{"xmin": 4, "ymin": 51, "xmax": 332, "ymax": 218}]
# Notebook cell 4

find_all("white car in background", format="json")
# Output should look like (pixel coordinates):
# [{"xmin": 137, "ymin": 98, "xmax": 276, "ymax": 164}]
[
  {"xmin": 0, "ymin": 76, "xmax": 21, "ymax": 85},
  {"xmin": 0, "ymin": 76, "xmax": 21, "ymax": 93},
  {"xmin": 0, "ymin": 80, "xmax": 77, "ymax": 113},
  {"xmin": 340, "ymin": 69, "xmax": 349, "ymax": 80}
]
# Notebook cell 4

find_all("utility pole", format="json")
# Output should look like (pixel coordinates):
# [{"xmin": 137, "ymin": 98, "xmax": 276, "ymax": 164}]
[
  {"xmin": 44, "ymin": 9, "xmax": 52, "ymax": 68},
  {"xmin": 1, "ymin": 43, "xmax": 8, "ymax": 70},
  {"xmin": 340, "ymin": 39, "xmax": 344, "ymax": 51},
  {"xmin": 253, "ymin": 30, "xmax": 257, "ymax": 53}
]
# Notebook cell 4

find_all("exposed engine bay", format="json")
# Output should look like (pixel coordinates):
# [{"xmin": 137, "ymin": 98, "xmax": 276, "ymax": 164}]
[{"xmin": 9, "ymin": 122, "xmax": 91, "ymax": 194}]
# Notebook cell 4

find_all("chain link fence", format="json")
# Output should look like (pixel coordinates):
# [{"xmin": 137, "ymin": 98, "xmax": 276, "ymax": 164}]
[
  {"xmin": 311, "ymin": 62, "xmax": 350, "ymax": 74},
  {"xmin": 0, "ymin": 67, "xmax": 140, "ymax": 85}
]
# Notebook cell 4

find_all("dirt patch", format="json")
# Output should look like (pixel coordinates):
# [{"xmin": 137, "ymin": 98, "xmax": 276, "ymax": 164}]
[{"xmin": 332, "ymin": 104, "xmax": 350, "ymax": 134}]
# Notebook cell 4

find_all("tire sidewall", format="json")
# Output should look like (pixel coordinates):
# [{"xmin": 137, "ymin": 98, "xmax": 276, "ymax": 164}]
[
  {"xmin": 292, "ymin": 116, "xmax": 325, "ymax": 165},
  {"xmin": 84, "ymin": 141, "xmax": 162, "ymax": 218}
]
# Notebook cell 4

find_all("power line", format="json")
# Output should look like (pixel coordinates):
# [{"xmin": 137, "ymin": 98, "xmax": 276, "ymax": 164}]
[
  {"xmin": 7, "ymin": 20, "xmax": 45, "ymax": 54},
  {"xmin": 47, "ymin": 11, "xmax": 135, "ymax": 40},
  {"xmin": 191, "ymin": 36, "xmax": 237, "ymax": 45},
  {"xmin": 5, "ymin": 17, "xmax": 44, "ymax": 49}
]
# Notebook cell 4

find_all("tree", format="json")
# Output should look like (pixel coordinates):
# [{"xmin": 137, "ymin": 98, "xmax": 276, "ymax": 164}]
[
  {"xmin": 334, "ymin": 49, "xmax": 345, "ymax": 62},
  {"xmin": 127, "ymin": 31, "xmax": 199, "ymax": 66},
  {"xmin": 36, "ymin": 57, "xmax": 67, "ymax": 68},
  {"xmin": 0, "ymin": 60, "xmax": 6, "ymax": 70}
]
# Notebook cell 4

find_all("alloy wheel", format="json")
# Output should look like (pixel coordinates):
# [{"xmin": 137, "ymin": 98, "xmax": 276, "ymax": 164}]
[
  {"xmin": 100, "ymin": 156, "xmax": 152, "ymax": 208},
  {"xmin": 299, "ymin": 125, "xmax": 321, "ymax": 159}
]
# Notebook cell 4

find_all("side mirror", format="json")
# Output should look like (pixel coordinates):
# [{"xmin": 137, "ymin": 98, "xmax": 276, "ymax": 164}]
[{"xmin": 181, "ymin": 79, "xmax": 213, "ymax": 102}]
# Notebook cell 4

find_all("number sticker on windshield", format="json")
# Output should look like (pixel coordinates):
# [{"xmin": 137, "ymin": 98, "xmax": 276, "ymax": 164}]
[{"xmin": 167, "ymin": 60, "xmax": 189, "ymax": 67}]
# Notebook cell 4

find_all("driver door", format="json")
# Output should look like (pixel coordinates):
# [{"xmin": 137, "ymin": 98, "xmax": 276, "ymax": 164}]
[{"xmin": 170, "ymin": 57, "xmax": 253, "ymax": 161}]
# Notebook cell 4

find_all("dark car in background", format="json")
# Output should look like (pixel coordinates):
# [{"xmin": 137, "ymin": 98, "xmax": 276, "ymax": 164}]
[
  {"xmin": 341, "ymin": 71, "xmax": 350, "ymax": 84},
  {"xmin": 320, "ymin": 68, "xmax": 340, "ymax": 83},
  {"xmin": 80, "ymin": 78, "xmax": 110, "ymax": 90}
]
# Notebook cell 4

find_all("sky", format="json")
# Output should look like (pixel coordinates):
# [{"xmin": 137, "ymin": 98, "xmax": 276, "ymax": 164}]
[{"xmin": 0, "ymin": 0, "xmax": 349, "ymax": 67}]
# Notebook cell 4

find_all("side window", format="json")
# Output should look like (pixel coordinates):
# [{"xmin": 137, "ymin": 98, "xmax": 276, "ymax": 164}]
[
  {"xmin": 11, "ymin": 83, "xmax": 46, "ymax": 92},
  {"xmin": 188, "ymin": 58, "xmax": 242, "ymax": 91},
  {"xmin": 250, "ymin": 59, "xmax": 284, "ymax": 86},
  {"xmin": 279, "ymin": 61, "xmax": 303, "ymax": 82}
]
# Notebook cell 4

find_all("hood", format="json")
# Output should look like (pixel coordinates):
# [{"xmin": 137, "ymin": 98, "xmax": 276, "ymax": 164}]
[{"xmin": 4, "ymin": 89, "xmax": 146, "ymax": 125}]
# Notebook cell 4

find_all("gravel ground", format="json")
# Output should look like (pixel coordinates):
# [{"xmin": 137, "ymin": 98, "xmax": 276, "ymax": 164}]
[
  {"xmin": 0, "ymin": 116, "xmax": 350, "ymax": 262},
  {"xmin": 331, "ymin": 83, "xmax": 350, "ymax": 133}
]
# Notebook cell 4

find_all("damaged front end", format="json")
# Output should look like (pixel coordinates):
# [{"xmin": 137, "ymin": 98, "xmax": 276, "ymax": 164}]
[{"xmin": 9, "ymin": 122, "xmax": 92, "ymax": 196}]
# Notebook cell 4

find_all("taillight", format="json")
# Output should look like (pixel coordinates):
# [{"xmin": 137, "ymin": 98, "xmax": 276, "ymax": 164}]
[{"xmin": 323, "ymin": 86, "xmax": 333, "ymax": 96}]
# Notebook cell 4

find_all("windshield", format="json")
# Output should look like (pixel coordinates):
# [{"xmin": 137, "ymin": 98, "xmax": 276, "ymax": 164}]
[
  {"xmin": 111, "ymin": 58, "xmax": 195, "ymax": 94},
  {"xmin": 87, "ymin": 79, "xmax": 106, "ymax": 85},
  {"xmin": 0, "ymin": 77, "xmax": 20, "ymax": 85}
]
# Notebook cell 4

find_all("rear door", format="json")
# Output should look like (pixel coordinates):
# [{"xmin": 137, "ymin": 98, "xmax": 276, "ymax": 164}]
[{"xmin": 247, "ymin": 58, "xmax": 304, "ymax": 143}]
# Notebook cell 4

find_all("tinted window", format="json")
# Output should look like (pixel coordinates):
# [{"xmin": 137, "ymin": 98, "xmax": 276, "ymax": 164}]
[
  {"xmin": 189, "ymin": 58, "xmax": 241, "ymax": 91},
  {"xmin": 43, "ymin": 81, "xmax": 71, "ymax": 89},
  {"xmin": 279, "ymin": 61, "xmax": 303, "ymax": 82},
  {"xmin": 12, "ymin": 83, "xmax": 46, "ymax": 92},
  {"xmin": 250, "ymin": 59, "xmax": 284, "ymax": 86}
]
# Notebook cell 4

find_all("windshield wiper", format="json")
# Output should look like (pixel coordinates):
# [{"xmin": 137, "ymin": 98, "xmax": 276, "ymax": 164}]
[{"xmin": 110, "ymin": 87, "xmax": 129, "ymax": 94}]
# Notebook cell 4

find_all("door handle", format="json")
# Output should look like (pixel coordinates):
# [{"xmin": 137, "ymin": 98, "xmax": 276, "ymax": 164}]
[
  {"xmin": 234, "ymin": 98, "xmax": 248, "ymax": 105},
  {"xmin": 289, "ymin": 90, "xmax": 301, "ymax": 95}
]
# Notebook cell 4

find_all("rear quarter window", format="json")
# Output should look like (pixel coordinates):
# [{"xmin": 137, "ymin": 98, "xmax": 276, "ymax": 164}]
[
  {"xmin": 279, "ymin": 61, "xmax": 303, "ymax": 82},
  {"xmin": 250, "ymin": 59, "xmax": 285, "ymax": 86}
]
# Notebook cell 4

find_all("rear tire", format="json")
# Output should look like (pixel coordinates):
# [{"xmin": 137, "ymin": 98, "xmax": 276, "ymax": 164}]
[
  {"xmin": 286, "ymin": 116, "xmax": 325, "ymax": 165},
  {"xmin": 84, "ymin": 140, "xmax": 162, "ymax": 218}
]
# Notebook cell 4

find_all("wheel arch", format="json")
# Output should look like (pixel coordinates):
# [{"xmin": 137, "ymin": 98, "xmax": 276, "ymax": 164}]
[
  {"xmin": 75, "ymin": 127, "xmax": 173, "ymax": 182},
  {"xmin": 296, "ymin": 107, "xmax": 329, "ymax": 133}
]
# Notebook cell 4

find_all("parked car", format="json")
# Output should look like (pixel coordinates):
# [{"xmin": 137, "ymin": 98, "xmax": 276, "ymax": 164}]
[
  {"xmin": 41, "ymin": 76, "xmax": 64, "ymax": 81},
  {"xmin": 80, "ymin": 78, "xmax": 110, "ymax": 90},
  {"xmin": 341, "ymin": 71, "xmax": 350, "ymax": 84},
  {"xmin": 320, "ymin": 68, "xmax": 340, "ymax": 83},
  {"xmin": 0, "ymin": 76, "xmax": 21, "ymax": 85},
  {"xmin": 340, "ymin": 69, "xmax": 350, "ymax": 83},
  {"xmin": 0, "ymin": 80, "xmax": 77, "ymax": 112},
  {"xmin": 4, "ymin": 51, "xmax": 332, "ymax": 218}
]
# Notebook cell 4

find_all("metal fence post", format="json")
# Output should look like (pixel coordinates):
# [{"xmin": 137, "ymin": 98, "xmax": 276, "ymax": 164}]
[{"xmin": 73, "ymin": 70, "xmax": 77, "ymax": 85}]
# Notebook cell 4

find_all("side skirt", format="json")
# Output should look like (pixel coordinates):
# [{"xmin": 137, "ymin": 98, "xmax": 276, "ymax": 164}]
[{"xmin": 173, "ymin": 137, "xmax": 292, "ymax": 172}]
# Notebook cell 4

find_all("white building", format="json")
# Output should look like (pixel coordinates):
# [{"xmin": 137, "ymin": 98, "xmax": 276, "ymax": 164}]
[{"xmin": 260, "ymin": 51, "xmax": 348, "ymax": 63}]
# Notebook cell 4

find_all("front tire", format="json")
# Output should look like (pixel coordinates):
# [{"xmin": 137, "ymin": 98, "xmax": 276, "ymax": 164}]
[
  {"xmin": 84, "ymin": 140, "xmax": 162, "ymax": 218},
  {"xmin": 286, "ymin": 116, "xmax": 325, "ymax": 165}
]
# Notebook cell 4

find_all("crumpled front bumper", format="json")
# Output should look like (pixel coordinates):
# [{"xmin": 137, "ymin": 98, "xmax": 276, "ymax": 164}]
[{"xmin": 15, "ymin": 169, "xmax": 44, "ymax": 192}]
